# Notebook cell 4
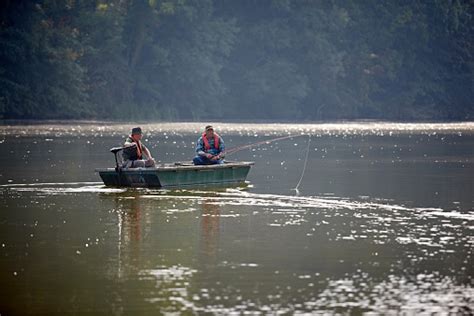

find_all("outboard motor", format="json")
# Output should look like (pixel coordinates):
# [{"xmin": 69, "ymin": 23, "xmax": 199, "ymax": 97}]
[{"xmin": 110, "ymin": 147, "xmax": 124, "ymax": 172}]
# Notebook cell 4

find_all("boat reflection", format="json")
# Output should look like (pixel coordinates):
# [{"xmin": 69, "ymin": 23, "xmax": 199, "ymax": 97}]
[
  {"xmin": 108, "ymin": 192, "xmax": 225, "ymax": 279},
  {"xmin": 114, "ymin": 193, "xmax": 145, "ymax": 279},
  {"xmin": 200, "ymin": 200, "xmax": 221, "ymax": 265}
]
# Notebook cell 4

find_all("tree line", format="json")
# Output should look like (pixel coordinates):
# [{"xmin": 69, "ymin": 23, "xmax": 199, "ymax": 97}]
[{"xmin": 0, "ymin": 0, "xmax": 472, "ymax": 121}]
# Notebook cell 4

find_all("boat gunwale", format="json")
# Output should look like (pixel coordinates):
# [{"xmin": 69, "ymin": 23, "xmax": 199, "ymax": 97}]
[{"xmin": 95, "ymin": 161, "xmax": 254, "ymax": 173}]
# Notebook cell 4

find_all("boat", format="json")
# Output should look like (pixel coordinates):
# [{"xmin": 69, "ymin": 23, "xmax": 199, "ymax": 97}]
[{"xmin": 95, "ymin": 147, "xmax": 254, "ymax": 188}]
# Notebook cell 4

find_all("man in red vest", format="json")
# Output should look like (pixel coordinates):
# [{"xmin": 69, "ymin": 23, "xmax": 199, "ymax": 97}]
[
  {"xmin": 193, "ymin": 125, "xmax": 225, "ymax": 165},
  {"xmin": 122, "ymin": 127, "xmax": 155, "ymax": 168}
]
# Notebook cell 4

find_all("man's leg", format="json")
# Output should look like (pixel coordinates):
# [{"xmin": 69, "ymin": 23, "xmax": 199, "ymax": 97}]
[
  {"xmin": 124, "ymin": 160, "xmax": 146, "ymax": 168},
  {"xmin": 208, "ymin": 159, "xmax": 224, "ymax": 164},
  {"xmin": 193, "ymin": 156, "xmax": 224, "ymax": 165},
  {"xmin": 193, "ymin": 156, "xmax": 209, "ymax": 165}
]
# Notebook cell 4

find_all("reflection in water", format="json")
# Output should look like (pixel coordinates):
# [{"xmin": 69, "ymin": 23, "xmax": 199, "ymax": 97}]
[
  {"xmin": 200, "ymin": 200, "xmax": 221, "ymax": 264},
  {"xmin": 1, "ymin": 182, "xmax": 472, "ymax": 314},
  {"xmin": 115, "ymin": 194, "xmax": 143, "ymax": 279},
  {"xmin": 140, "ymin": 265, "xmax": 198, "ymax": 311},
  {"xmin": 0, "ymin": 121, "xmax": 473, "ymax": 314}
]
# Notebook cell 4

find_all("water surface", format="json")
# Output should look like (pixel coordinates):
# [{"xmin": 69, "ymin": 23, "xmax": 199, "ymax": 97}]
[{"xmin": 0, "ymin": 122, "xmax": 473, "ymax": 314}]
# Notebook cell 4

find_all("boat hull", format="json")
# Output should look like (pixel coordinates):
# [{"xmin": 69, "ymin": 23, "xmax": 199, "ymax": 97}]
[{"xmin": 95, "ymin": 161, "xmax": 253, "ymax": 188}]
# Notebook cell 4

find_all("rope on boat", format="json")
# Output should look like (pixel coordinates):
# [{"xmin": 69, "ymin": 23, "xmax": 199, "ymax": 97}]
[{"xmin": 293, "ymin": 135, "xmax": 311, "ymax": 195}]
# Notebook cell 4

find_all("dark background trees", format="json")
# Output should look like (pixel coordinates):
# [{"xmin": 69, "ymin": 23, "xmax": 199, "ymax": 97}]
[{"xmin": 0, "ymin": 0, "xmax": 472, "ymax": 121}]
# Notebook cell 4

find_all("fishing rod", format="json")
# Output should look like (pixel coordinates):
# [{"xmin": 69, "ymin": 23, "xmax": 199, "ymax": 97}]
[{"xmin": 225, "ymin": 134, "xmax": 308, "ymax": 156}]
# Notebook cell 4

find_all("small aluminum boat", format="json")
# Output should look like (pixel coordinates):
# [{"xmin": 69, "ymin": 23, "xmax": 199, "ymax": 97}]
[
  {"xmin": 95, "ymin": 146, "xmax": 253, "ymax": 188},
  {"xmin": 95, "ymin": 161, "xmax": 254, "ymax": 188}
]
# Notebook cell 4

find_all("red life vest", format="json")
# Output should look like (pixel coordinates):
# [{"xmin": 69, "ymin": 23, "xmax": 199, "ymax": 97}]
[
  {"xmin": 129, "ymin": 135, "xmax": 143, "ymax": 159},
  {"xmin": 202, "ymin": 132, "xmax": 219, "ymax": 150}
]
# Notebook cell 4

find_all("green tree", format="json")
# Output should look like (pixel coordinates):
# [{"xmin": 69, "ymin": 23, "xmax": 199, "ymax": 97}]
[
  {"xmin": 0, "ymin": 0, "xmax": 89, "ymax": 118},
  {"xmin": 0, "ymin": 0, "xmax": 472, "ymax": 121}
]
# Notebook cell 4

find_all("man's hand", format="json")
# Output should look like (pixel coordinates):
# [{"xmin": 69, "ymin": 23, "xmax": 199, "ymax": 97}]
[
  {"xmin": 206, "ymin": 153, "xmax": 214, "ymax": 159},
  {"xmin": 145, "ymin": 157, "xmax": 155, "ymax": 168}
]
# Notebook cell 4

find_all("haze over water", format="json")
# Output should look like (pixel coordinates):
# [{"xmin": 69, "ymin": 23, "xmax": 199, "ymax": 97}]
[{"xmin": 0, "ymin": 122, "xmax": 473, "ymax": 314}]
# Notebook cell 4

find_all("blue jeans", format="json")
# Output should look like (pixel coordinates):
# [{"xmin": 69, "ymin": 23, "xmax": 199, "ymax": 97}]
[{"xmin": 193, "ymin": 156, "xmax": 224, "ymax": 165}]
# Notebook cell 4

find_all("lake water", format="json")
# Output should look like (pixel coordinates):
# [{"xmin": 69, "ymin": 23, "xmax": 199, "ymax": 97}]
[{"xmin": 0, "ymin": 122, "xmax": 473, "ymax": 314}]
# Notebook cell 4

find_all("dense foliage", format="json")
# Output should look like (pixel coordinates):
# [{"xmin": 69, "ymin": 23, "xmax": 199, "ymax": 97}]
[{"xmin": 0, "ymin": 0, "xmax": 472, "ymax": 121}]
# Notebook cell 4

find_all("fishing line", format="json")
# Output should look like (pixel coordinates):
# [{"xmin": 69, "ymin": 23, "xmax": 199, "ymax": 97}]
[
  {"xmin": 292, "ymin": 135, "xmax": 311, "ymax": 195},
  {"xmin": 224, "ymin": 133, "xmax": 312, "ymax": 194},
  {"xmin": 225, "ymin": 134, "xmax": 306, "ymax": 156}
]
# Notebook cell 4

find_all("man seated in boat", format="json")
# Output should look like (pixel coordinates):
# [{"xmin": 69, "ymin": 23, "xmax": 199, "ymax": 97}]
[
  {"xmin": 122, "ymin": 127, "xmax": 156, "ymax": 168},
  {"xmin": 193, "ymin": 125, "xmax": 226, "ymax": 165}
]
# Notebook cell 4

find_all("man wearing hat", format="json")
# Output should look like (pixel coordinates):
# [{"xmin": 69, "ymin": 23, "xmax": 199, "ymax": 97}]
[
  {"xmin": 193, "ymin": 125, "xmax": 226, "ymax": 165},
  {"xmin": 122, "ymin": 127, "xmax": 155, "ymax": 168}
]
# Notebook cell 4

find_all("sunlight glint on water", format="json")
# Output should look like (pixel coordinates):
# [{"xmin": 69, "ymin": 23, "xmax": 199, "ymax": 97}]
[{"xmin": 0, "ymin": 122, "xmax": 472, "ymax": 314}]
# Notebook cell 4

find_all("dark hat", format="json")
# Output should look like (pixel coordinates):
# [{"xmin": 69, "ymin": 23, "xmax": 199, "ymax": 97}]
[
  {"xmin": 131, "ymin": 127, "xmax": 142, "ymax": 135},
  {"xmin": 205, "ymin": 125, "xmax": 214, "ymax": 131}
]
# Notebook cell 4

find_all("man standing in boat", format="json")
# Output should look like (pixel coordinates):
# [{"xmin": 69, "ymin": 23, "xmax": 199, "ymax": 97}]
[
  {"xmin": 122, "ymin": 127, "xmax": 155, "ymax": 168},
  {"xmin": 193, "ymin": 125, "xmax": 226, "ymax": 165}
]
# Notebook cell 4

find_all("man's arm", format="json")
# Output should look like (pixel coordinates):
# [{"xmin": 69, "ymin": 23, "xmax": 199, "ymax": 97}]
[
  {"xmin": 196, "ymin": 138, "xmax": 212, "ymax": 158},
  {"xmin": 142, "ymin": 144, "xmax": 154, "ymax": 160}
]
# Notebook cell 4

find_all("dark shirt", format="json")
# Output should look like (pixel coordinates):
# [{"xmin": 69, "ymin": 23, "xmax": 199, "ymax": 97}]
[{"xmin": 122, "ymin": 136, "xmax": 149, "ymax": 161}]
